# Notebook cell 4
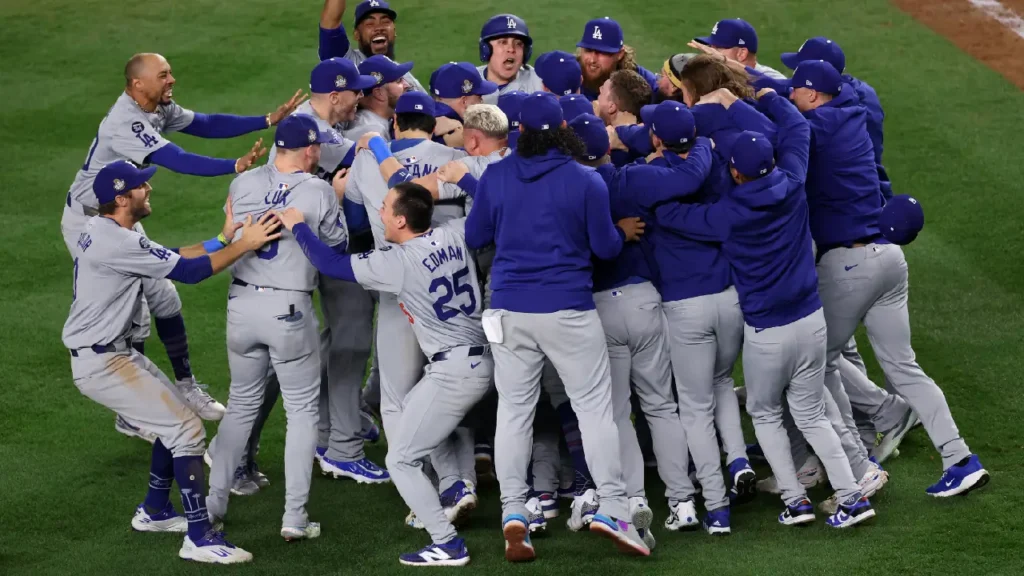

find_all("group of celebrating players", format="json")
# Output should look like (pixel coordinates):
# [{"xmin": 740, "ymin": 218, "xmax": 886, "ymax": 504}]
[{"xmin": 61, "ymin": 0, "xmax": 990, "ymax": 567}]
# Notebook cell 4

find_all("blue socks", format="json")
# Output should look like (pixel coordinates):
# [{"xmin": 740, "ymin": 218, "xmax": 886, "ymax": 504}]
[
  {"xmin": 556, "ymin": 402, "xmax": 595, "ymax": 495},
  {"xmin": 173, "ymin": 455, "xmax": 212, "ymax": 541},
  {"xmin": 154, "ymin": 313, "xmax": 192, "ymax": 381},
  {"xmin": 144, "ymin": 440, "xmax": 174, "ymax": 514}
]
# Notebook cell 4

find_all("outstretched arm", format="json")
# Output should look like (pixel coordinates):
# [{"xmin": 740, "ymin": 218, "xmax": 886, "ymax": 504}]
[
  {"xmin": 180, "ymin": 90, "xmax": 307, "ymax": 138},
  {"xmin": 655, "ymin": 201, "xmax": 732, "ymax": 243}
]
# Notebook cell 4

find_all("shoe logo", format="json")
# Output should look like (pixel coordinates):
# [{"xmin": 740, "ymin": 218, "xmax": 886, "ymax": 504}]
[
  {"xmin": 419, "ymin": 548, "xmax": 451, "ymax": 562},
  {"xmin": 212, "ymin": 548, "xmax": 231, "ymax": 558},
  {"xmin": 844, "ymin": 264, "xmax": 859, "ymax": 271},
  {"xmin": 470, "ymin": 361, "xmax": 481, "ymax": 369},
  {"xmin": 944, "ymin": 479, "xmax": 955, "ymax": 487},
  {"xmin": 713, "ymin": 520, "xmax": 721, "ymax": 526},
  {"xmin": 755, "ymin": 328, "xmax": 765, "ymax": 333},
  {"xmin": 835, "ymin": 510, "xmax": 850, "ymax": 523}
]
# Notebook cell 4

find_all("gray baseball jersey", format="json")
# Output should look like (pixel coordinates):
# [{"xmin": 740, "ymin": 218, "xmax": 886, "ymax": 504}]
[
  {"xmin": 346, "ymin": 140, "xmax": 468, "ymax": 249},
  {"xmin": 228, "ymin": 165, "xmax": 348, "ymax": 291},
  {"xmin": 66, "ymin": 92, "xmax": 194, "ymax": 210},
  {"xmin": 352, "ymin": 220, "xmax": 484, "ymax": 357},
  {"xmin": 268, "ymin": 101, "xmax": 356, "ymax": 176},
  {"xmin": 755, "ymin": 63, "xmax": 788, "ymax": 80},
  {"xmin": 62, "ymin": 216, "xmax": 180, "ymax": 349},
  {"xmin": 437, "ymin": 148, "xmax": 511, "ymax": 215},
  {"xmin": 476, "ymin": 65, "xmax": 544, "ymax": 105},
  {"xmin": 343, "ymin": 109, "xmax": 392, "ymax": 143}
]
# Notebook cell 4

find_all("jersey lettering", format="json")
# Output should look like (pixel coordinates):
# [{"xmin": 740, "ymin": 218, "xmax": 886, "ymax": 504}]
[
  {"xmin": 407, "ymin": 163, "xmax": 436, "ymax": 178},
  {"xmin": 428, "ymin": 266, "xmax": 477, "ymax": 321},
  {"xmin": 149, "ymin": 247, "xmax": 173, "ymax": 261},
  {"xmin": 77, "ymin": 233, "xmax": 93, "ymax": 253},
  {"xmin": 72, "ymin": 258, "xmax": 80, "ymax": 301},
  {"xmin": 399, "ymin": 301, "xmax": 415, "ymax": 324},
  {"xmin": 421, "ymin": 244, "xmax": 464, "ymax": 273},
  {"xmin": 264, "ymin": 184, "xmax": 291, "ymax": 207}
]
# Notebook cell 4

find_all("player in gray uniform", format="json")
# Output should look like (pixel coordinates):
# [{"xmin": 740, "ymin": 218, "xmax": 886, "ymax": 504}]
[
  {"xmin": 280, "ymin": 183, "xmax": 489, "ymax": 567},
  {"xmin": 476, "ymin": 14, "xmax": 544, "ymax": 106},
  {"xmin": 319, "ymin": 0, "xmax": 426, "ymax": 93},
  {"xmin": 344, "ymin": 55, "xmax": 414, "ymax": 142},
  {"xmin": 206, "ymin": 115, "xmax": 349, "ymax": 542},
  {"xmin": 62, "ymin": 53, "xmax": 303, "ymax": 434},
  {"xmin": 65, "ymin": 160, "xmax": 281, "ymax": 564}
]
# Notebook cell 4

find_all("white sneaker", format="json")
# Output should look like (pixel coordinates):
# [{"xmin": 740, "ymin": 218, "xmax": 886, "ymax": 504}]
[
  {"xmin": 281, "ymin": 522, "xmax": 321, "ymax": 541},
  {"xmin": 526, "ymin": 496, "xmax": 547, "ymax": 533},
  {"xmin": 115, "ymin": 415, "xmax": 157, "ymax": 444},
  {"xmin": 174, "ymin": 377, "xmax": 226, "ymax": 421},
  {"xmin": 179, "ymin": 532, "xmax": 253, "ymax": 564},
  {"xmin": 859, "ymin": 461, "xmax": 889, "ymax": 498},
  {"xmin": 664, "ymin": 500, "xmax": 699, "ymax": 531},
  {"xmin": 756, "ymin": 455, "xmax": 825, "ymax": 495},
  {"xmin": 629, "ymin": 497, "xmax": 656, "ymax": 550},
  {"xmin": 131, "ymin": 503, "xmax": 186, "ymax": 533},
  {"xmin": 567, "ymin": 488, "xmax": 598, "ymax": 532},
  {"xmin": 405, "ymin": 509, "xmax": 425, "ymax": 529}
]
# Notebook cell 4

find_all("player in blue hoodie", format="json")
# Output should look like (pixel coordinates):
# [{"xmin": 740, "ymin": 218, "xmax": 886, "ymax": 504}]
[
  {"xmin": 650, "ymin": 87, "xmax": 875, "ymax": 529},
  {"xmin": 465, "ymin": 91, "xmax": 649, "ymax": 560},
  {"xmin": 789, "ymin": 61, "xmax": 989, "ymax": 498}
]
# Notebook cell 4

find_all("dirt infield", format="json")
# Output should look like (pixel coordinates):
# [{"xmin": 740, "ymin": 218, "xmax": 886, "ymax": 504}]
[{"xmin": 894, "ymin": 0, "xmax": 1024, "ymax": 89}]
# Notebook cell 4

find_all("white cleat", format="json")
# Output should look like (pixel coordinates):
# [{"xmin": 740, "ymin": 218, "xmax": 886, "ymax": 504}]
[
  {"xmin": 757, "ymin": 455, "xmax": 825, "ymax": 495},
  {"xmin": 664, "ymin": 499, "xmax": 700, "ymax": 531},
  {"xmin": 174, "ymin": 377, "xmax": 226, "ymax": 421},
  {"xmin": 115, "ymin": 415, "xmax": 157, "ymax": 444},
  {"xmin": 179, "ymin": 532, "xmax": 253, "ymax": 564},
  {"xmin": 859, "ymin": 461, "xmax": 889, "ymax": 499},
  {"xmin": 630, "ymin": 496, "xmax": 656, "ymax": 550},
  {"xmin": 567, "ymin": 488, "xmax": 598, "ymax": 532},
  {"xmin": 131, "ymin": 503, "xmax": 187, "ymax": 533},
  {"xmin": 281, "ymin": 522, "xmax": 321, "ymax": 541},
  {"xmin": 405, "ymin": 509, "xmax": 426, "ymax": 530}
]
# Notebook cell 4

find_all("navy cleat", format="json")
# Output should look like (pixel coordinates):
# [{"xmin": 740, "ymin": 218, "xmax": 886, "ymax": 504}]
[
  {"xmin": 440, "ymin": 480, "xmax": 478, "ymax": 526},
  {"xmin": 319, "ymin": 455, "xmax": 391, "ymax": 484},
  {"xmin": 399, "ymin": 538, "xmax": 470, "ymax": 567},
  {"xmin": 926, "ymin": 454, "xmax": 990, "ymax": 497},
  {"xmin": 778, "ymin": 498, "xmax": 815, "ymax": 526},
  {"xmin": 728, "ymin": 458, "xmax": 757, "ymax": 504},
  {"xmin": 703, "ymin": 507, "xmax": 731, "ymax": 535},
  {"xmin": 826, "ymin": 493, "xmax": 875, "ymax": 528}
]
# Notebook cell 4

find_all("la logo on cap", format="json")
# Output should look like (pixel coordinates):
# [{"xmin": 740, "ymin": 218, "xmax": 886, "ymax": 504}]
[
  {"xmin": 507, "ymin": 17, "xmax": 516, "ymax": 28},
  {"xmin": 712, "ymin": 22, "xmax": 719, "ymax": 34},
  {"xmin": 592, "ymin": 26, "xmax": 603, "ymax": 40},
  {"xmin": 335, "ymin": 75, "xmax": 347, "ymax": 88}
]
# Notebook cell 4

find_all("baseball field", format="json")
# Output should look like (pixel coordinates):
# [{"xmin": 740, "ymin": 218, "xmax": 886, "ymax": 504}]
[{"xmin": 2, "ymin": 0, "xmax": 1022, "ymax": 574}]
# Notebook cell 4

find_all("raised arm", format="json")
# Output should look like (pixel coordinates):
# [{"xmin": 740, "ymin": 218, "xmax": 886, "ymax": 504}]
[
  {"xmin": 148, "ymin": 139, "xmax": 266, "ymax": 177},
  {"xmin": 319, "ymin": 0, "xmax": 350, "ymax": 60},
  {"xmin": 758, "ymin": 90, "xmax": 811, "ymax": 183}
]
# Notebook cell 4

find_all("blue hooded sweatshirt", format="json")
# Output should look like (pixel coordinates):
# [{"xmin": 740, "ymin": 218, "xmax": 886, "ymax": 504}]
[
  {"xmin": 591, "ymin": 161, "xmax": 661, "ymax": 293},
  {"xmin": 802, "ymin": 86, "xmax": 886, "ymax": 253},
  {"xmin": 844, "ymin": 75, "xmax": 892, "ymax": 200},
  {"xmin": 466, "ymin": 148, "xmax": 624, "ymax": 313},
  {"xmin": 652, "ymin": 91, "xmax": 821, "ymax": 330}
]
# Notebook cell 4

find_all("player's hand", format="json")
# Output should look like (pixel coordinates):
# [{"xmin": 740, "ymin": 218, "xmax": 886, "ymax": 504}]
[
  {"xmin": 239, "ymin": 212, "xmax": 283, "ymax": 250},
  {"xmin": 645, "ymin": 150, "xmax": 664, "ymax": 163},
  {"xmin": 274, "ymin": 207, "xmax": 306, "ymax": 232},
  {"xmin": 687, "ymin": 40, "xmax": 727, "ymax": 62},
  {"xmin": 267, "ymin": 89, "xmax": 310, "ymax": 126},
  {"xmin": 236, "ymin": 139, "xmax": 267, "ymax": 173},
  {"xmin": 617, "ymin": 217, "xmax": 645, "ymax": 242},
  {"xmin": 607, "ymin": 125, "xmax": 627, "ymax": 151},
  {"xmin": 437, "ymin": 161, "xmax": 469, "ymax": 184},
  {"xmin": 357, "ymin": 132, "xmax": 382, "ymax": 152},
  {"xmin": 755, "ymin": 87, "xmax": 777, "ymax": 100},
  {"xmin": 433, "ymin": 116, "xmax": 462, "ymax": 137},
  {"xmin": 332, "ymin": 168, "xmax": 350, "ymax": 201},
  {"xmin": 220, "ymin": 194, "xmax": 241, "ymax": 243}
]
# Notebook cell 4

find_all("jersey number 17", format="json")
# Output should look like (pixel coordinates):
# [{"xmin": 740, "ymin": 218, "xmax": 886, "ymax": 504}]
[{"xmin": 429, "ymin": 266, "xmax": 476, "ymax": 321}]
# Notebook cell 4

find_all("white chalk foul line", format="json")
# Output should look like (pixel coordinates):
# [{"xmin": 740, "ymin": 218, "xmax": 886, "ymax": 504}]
[{"xmin": 969, "ymin": 0, "xmax": 1024, "ymax": 39}]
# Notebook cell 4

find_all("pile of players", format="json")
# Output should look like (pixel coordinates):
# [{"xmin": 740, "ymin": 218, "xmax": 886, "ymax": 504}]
[{"xmin": 60, "ymin": 0, "xmax": 990, "ymax": 567}]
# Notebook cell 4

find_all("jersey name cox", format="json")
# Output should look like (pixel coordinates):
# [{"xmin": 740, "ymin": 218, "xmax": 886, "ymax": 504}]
[{"xmin": 422, "ymin": 243, "xmax": 465, "ymax": 273}]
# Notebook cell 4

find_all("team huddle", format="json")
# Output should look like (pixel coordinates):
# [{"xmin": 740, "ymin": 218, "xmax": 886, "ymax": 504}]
[{"xmin": 61, "ymin": 0, "xmax": 991, "ymax": 567}]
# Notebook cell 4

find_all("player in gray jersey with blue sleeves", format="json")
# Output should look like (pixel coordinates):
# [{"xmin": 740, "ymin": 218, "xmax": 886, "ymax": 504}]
[
  {"xmin": 476, "ymin": 14, "xmax": 544, "ymax": 105},
  {"xmin": 344, "ymin": 55, "xmax": 414, "ymax": 143},
  {"xmin": 64, "ymin": 160, "xmax": 281, "ymax": 564},
  {"xmin": 206, "ymin": 115, "xmax": 349, "ymax": 543},
  {"xmin": 280, "ymin": 182, "xmax": 489, "ymax": 567}
]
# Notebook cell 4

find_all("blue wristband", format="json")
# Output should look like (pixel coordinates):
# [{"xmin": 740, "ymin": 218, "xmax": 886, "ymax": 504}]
[
  {"xmin": 368, "ymin": 136, "xmax": 392, "ymax": 165},
  {"xmin": 203, "ymin": 236, "xmax": 225, "ymax": 253}
]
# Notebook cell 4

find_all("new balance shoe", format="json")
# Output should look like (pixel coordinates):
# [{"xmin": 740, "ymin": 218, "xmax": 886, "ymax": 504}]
[
  {"xmin": 826, "ymin": 494, "xmax": 875, "ymax": 528},
  {"xmin": 589, "ymin": 514, "xmax": 650, "ymax": 556},
  {"xmin": 405, "ymin": 509, "xmax": 425, "ymax": 530},
  {"xmin": 703, "ymin": 507, "xmax": 731, "ymax": 535},
  {"xmin": 926, "ymin": 454, "xmax": 990, "ymax": 497},
  {"xmin": 778, "ymin": 498, "xmax": 815, "ymax": 526},
  {"xmin": 399, "ymin": 538, "xmax": 470, "ymax": 567},
  {"xmin": 179, "ymin": 530, "xmax": 253, "ymax": 564},
  {"xmin": 502, "ymin": 515, "xmax": 535, "ymax": 563},
  {"xmin": 757, "ymin": 455, "xmax": 825, "ymax": 494},
  {"xmin": 525, "ymin": 496, "xmax": 547, "ymax": 533},
  {"xmin": 173, "ymin": 376, "xmax": 225, "ymax": 421},
  {"xmin": 281, "ymin": 522, "xmax": 321, "ymax": 541},
  {"xmin": 872, "ymin": 409, "xmax": 919, "ymax": 464},
  {"xmin": 230, "ymin": 465, "xmax": 260, "ymax": 496},
  {"xmin": 358, "ymin": 409, "xmax": 380, "ymax": 443},
  {"xmin": 440, "ymin": 480, "xmax": 478, "ymax": 526},
  {"xmin": 629, "ymin": 496, "xmax": 655, "ymax": 550},
  {"xmin": 728, "ymin": 458, "xmax": 757, "ymax": 504},
  {"xmin": 664, "ymin": 499, "xmax": 699, "ymax": 531},
  {"xmin": 537, "ymin": 491, "xmax": 558, "ymax": 519},
  {"xmin": 319, "ymin": 456, "xmax": 391, "ymax": 484},
  {"xmin": 131, "ymin": 502, "xmax": 186, "ymax": 533},
  {"xmin": 115, "ymin": 415, "xmax": 157, "ymax": 444},
  {"xmin": 567, "ymin": 488, "xmax": 598, "ymax": 532}
]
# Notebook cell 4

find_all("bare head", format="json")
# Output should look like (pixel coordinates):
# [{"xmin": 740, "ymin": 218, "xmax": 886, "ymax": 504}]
[
  {"xmin": 380, "ymin": 181, "xmax": 433, "ymax": 243},
  {"xmin": 596, "ymin": 70, "xmax": 651, "ymax": 123},
  {"xmin": 124, "ymin": 53, "xmax": 175, "ymax": 107},
  {"xmin": 676, "ymin": 54, "xmax": 753, "ymax": 107},
  {"xmin": 462, "ymin": 104, "xmax": 508, "ymax": 156}
]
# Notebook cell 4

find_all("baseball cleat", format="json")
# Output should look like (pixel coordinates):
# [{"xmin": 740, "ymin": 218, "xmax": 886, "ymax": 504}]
[
  {"xmin": 589, "ymin": 514, "xmax": 650, "ymax": 556},
  {"xmin": 664, "ymin": 499, "xmax": 699, "ymax": 531},
  {"xmin": 131, "ymin": 502, "xmax": 187, "ymax": 533},
  {"xmin": 174, "ymin": 376, "xmax": 225, "ymax": 421},
  {"xmin": 440, "ymin": 480, "xmax": 478, "ymax": 526},
  {"xmin": 179, "ymin": 531, "xmax": 253, "ymax": 564},
  {"xmin": 115, "ymin": 415, "xmax": 157, "ymax": 444},
  {"xmin": 567, "ymin": 488, "xmax": 598, "ymax": 532},
  {"xmin": 248, "ymin": 461, "xmax": 270, "ymax": 488},
  {"xmin": 757, "ymin": 455, "xmax": 825, "ymax": 494},
  {"xmin": 358, "ymin": 409, "xmax": 380, "ymax": 443},
  {"xmin": 230, "ymin": 465, "xmax": 260, "ymax": 496},
  {"xmin": 826, "ymin": 494, "xmax": 875, "ymax": 528},
  {"xmin": 405, "ymin": 509, "xmax": 425, "ymax": 530},
  {"xmin": 536, "ymin": 491, "xmax": 558, "ymax": 519},
  {"xmin": 872, "ymin": 409, "xmax": 919, "ymax": 464},
  {"xmin": 926, "ymin": 454, "xmax": 990, "ymax": 497},
  {"xmin": 502, "ymin": 515, "xmax": 535, "ymax": 563},
  {"xmin": 399, "ymin": 538, "xmax": 470, "ymax": 567},
  {"xmin": 525, "ymin": 496, "xmax": 547, "ymax": 533},
  {"xmin": 728, "ymin": 458, "xmax": 757, "ymax": 504},
  {"xmin": 703, "ymin": 507, "xmax": 731, "ymax": 536},
  {"xmin": 859, "ymin": 460, "xmax": 889, "ymax": 499},
  {"xmin": 629, "ymin": 496, "xmax": 655, "ymax": 550},
  {"xmin": 319, "ymin": 455, "xmax": 391, "ymax": 484},
  {"xmin": 314, "ymin": 446, "xmax": 326, "ymax": 463},
  {"xmin": 474, "ymin": 443, "xmax": 495, "ymax": 482},
  {"xmin": 778, "ymin": 498, "xmax": 816, "ymax": 526},
  {"xmin": 281, "ymin": 522, "xmax": 321, "ymax": 541}
]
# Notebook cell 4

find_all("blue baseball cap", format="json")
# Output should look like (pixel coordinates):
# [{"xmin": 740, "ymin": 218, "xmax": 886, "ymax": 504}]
[
  {"xmin": 311, "ymin": 58, "xmax": 378, "ymax": 93},
  {"xmin": 354, "ymin": 0, "xmax": 396, "ymax": 25},
  {"xmin": 879, "ymin": 195, "xmax": 924, "ymax": 245},
  {"xmin": 577, "ymin": 17, "xmax": 625, "ymax": 54},
  {"xmin": 535, "ymin": 50, "xmax": 582, "ymax": 96},
  {"xmin": 781, "ymin": 37, "xmax": 846, "ymax": 73},
  {"xmin": 395, "ymin": 91, "xmax": 435, "ymax": 116},
  {"xmin": 730, "ymin": 131, "xmax": 775, "ymax": 179},
  {"xmin": 559, "ymin": 94, "xmax": 593, "ymax": 122},
  {"xmin": 788, "ymin": 60, "xmax": 843, "ymax": 95},
  {"xmin": 433, "ymin": 62, "xmax": 499, "ymax": 99},
  {"xmin": 358, "ymin": 55, "xmax": 414, "ymax": 89},
  {"xmin": 497, "ymin": 91, "xmax": 526, "ymax": 148},
  {"xmin": 520, "ymin": 91, "xmax": 563, "ymax": 131},
  {"xmin": 695, "ymin": 19, "xmax": 759, "ymax": 53},
  {"xmin": 569, "ymin": 114, "xmax": 609, "ymax": 161},
  {"xmin": 94, "ymin": 160, "xmax": 157, "ymax": 204},
  {"xmin": 275, "ymin": 114, "xmax": 332, "ymax": 149},
  {"xmin": 640, "ymin": 101, "xmax": 695, "ymax": 145}
]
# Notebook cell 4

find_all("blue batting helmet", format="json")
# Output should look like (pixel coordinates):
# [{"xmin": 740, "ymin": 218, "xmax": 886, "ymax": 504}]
[{"xmin": 479, "ymin": 14, "xmax": 533, "ymax": 64}]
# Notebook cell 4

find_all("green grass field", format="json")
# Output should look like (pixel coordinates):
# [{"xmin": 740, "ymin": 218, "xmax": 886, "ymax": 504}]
[{"xmin": 2, "ymin": 0, "xmax": 1023, "ymax": 574}]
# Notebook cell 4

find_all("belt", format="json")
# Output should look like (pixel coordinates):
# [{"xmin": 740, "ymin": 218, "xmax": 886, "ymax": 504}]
[
  {"xmin": 232, "ymin": 278, "xmax": 312, "ymax": 295},
  {"xmin": 430, "ymin": 345, "xmax": 489, "ymax": 363},
  {"xmin": 69, "ymin": 339, "xmax": 131, "ymax": 357}
]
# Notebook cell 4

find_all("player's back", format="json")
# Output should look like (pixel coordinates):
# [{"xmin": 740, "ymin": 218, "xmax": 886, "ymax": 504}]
[
  {"xmin": 268, "ymin": 102, "xmax": 356, "ymax": 179},
  {"xmin": 229, "ymin": 165, "xmax": 348, "ymax": 291}
]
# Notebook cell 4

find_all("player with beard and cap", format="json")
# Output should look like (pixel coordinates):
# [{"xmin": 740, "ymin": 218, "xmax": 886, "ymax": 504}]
[
  {"xmin": 477, "ymin": 14, "xmax": 544, "ymax": 105},
  {"xmin": 690, "ymin": 19, "xmax": 787, "ymax": 80},
  {"xmin": 560, "ymin": 94, "xmax": 593, "ymax": 123},
  {"xmin": 576, "ymin": 17, "xmax": 658, "ymax": 101},
  {"xmin": 318, "ymin": 0, "xmax": 425, "ymax": 93},
  {"xmin": 535, "ymin": 51, "xmax": 583, "ymax": 97},
  {"xmin": 345, "ymin": 55, "xmax": 414, "ymax": 142}
]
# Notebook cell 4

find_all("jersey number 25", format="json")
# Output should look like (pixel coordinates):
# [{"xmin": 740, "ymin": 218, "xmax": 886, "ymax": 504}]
[{"xmin": 429, "ymin": 266, "xmax": 476, "ymax": 321}]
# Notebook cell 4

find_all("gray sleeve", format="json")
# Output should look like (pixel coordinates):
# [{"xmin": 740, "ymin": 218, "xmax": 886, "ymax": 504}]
[
  {"xmin": 106, "ymin": 116, "xmax": 172, "ymax": 165},
  {"xmin": 320, "ymin": 130, "xmax": 356, "ymax": 172},
  {"xmin": 444, "ymin": 217, "xmax": 467, "ymax": 235},
  {"xmin": 437, "ymin": 156, "xmax": 487, "ymax": 200},
  {"xmin": 351, "ymin": 247, "xmax": 404, "ymax": 293},
  {"xmin": 107, "ymin": 233, "xmax": 182, "ymax": 279},
  {"xmin": 345, "ymin": 152, "xmax": 374, "ymax": 206},
  {"xmin": 162, "ymin": 101, "xmax": 196, "ymax": 133}
]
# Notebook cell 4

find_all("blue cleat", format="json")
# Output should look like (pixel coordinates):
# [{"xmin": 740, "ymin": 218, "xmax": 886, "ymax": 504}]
[
  {"xmin": 319, "ymin": 455, "xmax": 391, "ymax": 484},
  {"xmin": 440, "ymin": 480, "xmax": 478, "ymax": 525},
  {"xmin": 826, "ymin": 493, "xmax": 875, "ymax": 528},
  {"xmin": 778, "ymin": 498, "xmax": 815, "ymax": 526},
  {"xmin": 728, "ymin": 458, "xmax": 757, "ymax": 504},
  {"xmin": 502, "ymin": 515, "xmax": 535, "ymax": 562},
  {"xmin": 703, "ymin": 507, "xmax": 731, "ymax": 535},
  {"xmin": 399, "ymin": 537, "xmax": 470, "ymax": 567},
  {"xmin": 926, "ymin": 455, "xmax": 990, "ymax": 497}
]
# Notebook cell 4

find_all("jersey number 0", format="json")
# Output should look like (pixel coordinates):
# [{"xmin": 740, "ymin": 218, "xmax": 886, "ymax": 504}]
[{"xmin": 429, "ymin": 266, "xmax": 476, "ymax": 321}]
